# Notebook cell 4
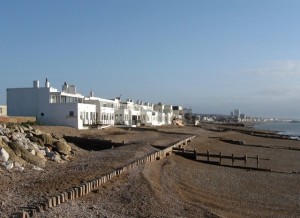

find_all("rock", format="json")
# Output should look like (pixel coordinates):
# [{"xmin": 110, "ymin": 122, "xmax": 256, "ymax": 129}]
[
  {"xmin": 10, "ymin": 133, "xmax": 19, "ymax": 142},
  {"xmin": 36, "ymin": 133, "xmax": 53, "ymax": 145},
  {"xmin": 18, "ymin": 126, "xmax": 25, "ymax": 134},
  {"xmin": 29, "ymin": 149, "xmax": 36, "ymax": 156},
  {"xmin": 33, "ymin": 129, "xmax": 43, "ymax": 135},
  {"xmin": 45, "ymin": 147, "xmax": 55, "ymax": 159},
  {"xmin": 14, "ymin": 162, "xmax": 24, "ymax": 172},
  {"xmin": 36, "ymin": 150, "xmax": 46, "ymax": 159},
  {"xmin": 61, "ymin": 155, "xmax": 69, "ymax": 161},
  {"xmin": 0, "ymin": 136, "xmax": 10, "ymax": 144},
  {"xmin": 8, "ymin": 142, "xmax": 45, "ymax": 167},
  {"xmin": 51, "ymin": 133, "xmax": 60, "ymax": 140},
  {"xmin": 27, "ymin": 134, "xmax": 35, "ymax": 141},
  {"xmin": 52, "ymin": 153, "xmax": 62, "ymax": 162},
  {"xmin": 8, "ymin": 142, "xmax": 22, "ymax": 157},
  {"xmin": 32, "ymin": 165, "xmax": 44, "ymax": 171},
  {"xmin": 4, "ymin": 161, "xmax": 14, "ymax": 170},
  {"xmin": 0, "ymin": 147, "xmax": 9, "ymax": 162},
  {"xmin": 53, "ymin": 140, "xmax": 71, "ymax": 155},
  {"xmin": 35, "ymin": 138, "xmax": 44, "ymax": 147},
  {"xmin": 25, "ymin": 124, "xmax": 33, "ymax": 131}
]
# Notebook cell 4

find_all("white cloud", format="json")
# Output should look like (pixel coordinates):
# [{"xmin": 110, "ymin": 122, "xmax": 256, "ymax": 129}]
[{"xmin": 247, "ymin": 60, "xmax": 300, "ymax": 77}]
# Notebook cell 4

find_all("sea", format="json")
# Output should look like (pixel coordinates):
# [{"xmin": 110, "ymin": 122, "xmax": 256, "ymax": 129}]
[{"xmin": 254, "ymin": 121, "xmax": 300, "ymax": 138}]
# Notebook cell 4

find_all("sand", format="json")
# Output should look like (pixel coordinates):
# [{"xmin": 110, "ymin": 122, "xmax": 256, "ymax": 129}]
[{"xmin": 1, "ymin": 125, "xmax": 300, "ymax": 218}]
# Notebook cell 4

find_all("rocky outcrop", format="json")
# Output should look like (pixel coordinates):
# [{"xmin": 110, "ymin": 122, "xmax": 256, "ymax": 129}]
[{"xmin": 0, "ymin": 124, "xmax": 72, "ymax": 171}]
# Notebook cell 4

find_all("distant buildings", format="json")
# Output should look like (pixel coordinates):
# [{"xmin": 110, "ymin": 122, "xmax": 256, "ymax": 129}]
[
  {"xmin": 233, "ymin": 109, "xmax": 240, "ymax": 119},
  {"xmin": 7, "ymin": 79, "xmax": 185, "ymax": 129}
]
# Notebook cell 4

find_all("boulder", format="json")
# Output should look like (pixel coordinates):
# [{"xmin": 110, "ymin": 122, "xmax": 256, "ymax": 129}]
[
  {"xmin": 0, "ymin": 147, "xmax": 9, "ymax": 162},
  {"xmin": 14, "ymin": 162, "xmax": 24, "ymax": 172},
  {"xmin": 18, "ymin": 126, "xmax": 25, "ymax": 134},
  {"xmin": 8, "ymin": 142, "xmax": 23, "ymax": 157},
  {"xmin": 10, "ymin": 133, "xmax": 20, "ymax": 142},
  {"xmin": 36, "ymin": 150, "xmax": 46, "ymax": 159},
  {"xmin": 53, "ymin": 140, "xmax": 71, "ymax": 155},
  {"xmin": 52, "ymin": 153, "xmax": 62, "ymax": 163},
  {"xmin": 0, "ymin": 136, "xmax": 10, "ymax": 144},
  {"xmin": 8, "ymin": 142, "xmax": 45, "ymax": 168},
  {"xmin": 3, "ymin": 161, "xmax": 14, "ymax": 170},
  {"xmin": 29, "ymin": 149, "xmax": 36, "ymax": 156},
  {"xmin": 36, "ymin": 133, "xmax": 53, "ymax": 145},
  {"xmin": 25, "ymin": 124, "xmax": 33, "ymax": 131},
  {"xmin": 0, "ymin": 141, "xmax": 26, "ymax": 165},
  {"xmin": 32, "ymin": 129, "xmax": 43, "ymax": 135}
]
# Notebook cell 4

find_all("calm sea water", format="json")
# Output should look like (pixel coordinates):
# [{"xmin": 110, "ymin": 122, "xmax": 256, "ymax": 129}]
[{"xmin": 254, "ymin": 122, "xmax": 300, "ymax": 137}]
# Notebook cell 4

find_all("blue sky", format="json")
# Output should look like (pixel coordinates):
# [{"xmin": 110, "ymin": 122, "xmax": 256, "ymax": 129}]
[{"xmin": 1, "ymin": 0, "xmax": 300, "ymax": 119}]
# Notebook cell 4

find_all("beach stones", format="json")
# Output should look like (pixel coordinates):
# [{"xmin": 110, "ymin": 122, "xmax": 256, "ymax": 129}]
[{"xmin": 0, "ymin": 124, "xmax": 73, "ymax": 171}]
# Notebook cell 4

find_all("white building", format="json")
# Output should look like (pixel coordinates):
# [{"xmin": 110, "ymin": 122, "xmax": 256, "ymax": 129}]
[
  {"xmin": 0, "ymin": 105, "xmax": 7, "ymax": 116},
  {"xmin": 7, "ymin": 80, "xmax": 96, "ymax": 129},
  {"xmin": 234, "ymin": 109, "xmax": 240, "ymax": 119},
  {"xmin": 172, "ymin": 106, "xmax": 184, "ymax": 121},
  {"xmin": 84, "ymin": 92, "xmax": 115, "ymax": 125},
  {"xmin": 114, "ymin": 99, "xmax": 143, "ymax": 126},
  {"xmin": 153, "ymin": 103, "xmax": 174, "ymax": 125},
  {"xmin": 7, "ymin": 79, "xmax": 186, "ymax": 129}
]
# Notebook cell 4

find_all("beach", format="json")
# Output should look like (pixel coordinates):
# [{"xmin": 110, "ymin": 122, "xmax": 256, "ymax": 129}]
[{"xmin": 1, "ymin": 124, "xmax": 300, "ymax": 217}]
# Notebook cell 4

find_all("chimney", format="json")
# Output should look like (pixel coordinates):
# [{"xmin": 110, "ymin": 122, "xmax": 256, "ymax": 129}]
[
  {"xmin": 45, "ymin": 78, "xmax": 50, "ymax": 88},
  {"xmin": 90, "ymin": 91, "xmax": 94, "ymax": 97},
  {"xmin": 33, "ymin": 80, "xmax": 40, "ymax": 88}
]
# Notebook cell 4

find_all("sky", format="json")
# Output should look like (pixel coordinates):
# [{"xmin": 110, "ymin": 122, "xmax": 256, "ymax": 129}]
[{"xmin": 1, "ymin": 0, "xmax": 300, "ymax": 119}]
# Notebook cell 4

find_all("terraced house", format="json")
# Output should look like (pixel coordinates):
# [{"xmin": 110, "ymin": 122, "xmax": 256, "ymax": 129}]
[{"xmin": 7, "ymin": 79, "xmax": 184, "ymax": 129}]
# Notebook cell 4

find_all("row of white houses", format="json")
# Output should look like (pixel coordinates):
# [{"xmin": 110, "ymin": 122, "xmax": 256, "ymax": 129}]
[{"xmin": 7, "ymin": 80, "xmax": 184, "ymax": 129}]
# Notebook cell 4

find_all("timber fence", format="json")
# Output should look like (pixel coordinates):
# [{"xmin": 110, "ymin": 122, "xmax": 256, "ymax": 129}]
[
  {"xmin": 172, "ymin": 148, "xmax": 271, "ymax": 171},
  {"xmin": 11, "ymin": 136, "xmax": 195, "ymax": 218}
]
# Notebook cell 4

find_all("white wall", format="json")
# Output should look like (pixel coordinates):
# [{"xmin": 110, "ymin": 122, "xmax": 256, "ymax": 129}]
[
  {"xmin": 7, "ymin": 87, "xmax": 49, "ymax": 116},
  {"xmin": 0, "ymin": 106, "xmax": 7, "ymax": 116}
]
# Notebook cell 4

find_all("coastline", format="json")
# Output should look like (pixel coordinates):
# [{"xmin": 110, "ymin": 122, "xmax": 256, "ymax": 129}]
[
  {"xmin": 1, "ymin": 124, "xmax": 300, "ymax": 217},
  {"xmin": 253, "ymin": 121, "xmax": 300, "ymax": 138}
]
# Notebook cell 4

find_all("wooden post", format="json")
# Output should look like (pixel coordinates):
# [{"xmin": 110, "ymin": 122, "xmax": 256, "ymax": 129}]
[
  {"xmin": 219, "ymin": 152, "xmax": 222, "ymax": 165},
  {"xmin": 244, "ymin": 154, "xmax": 247, "ymax": 167},
  {"xmin": 207, "ymin": 150, "xmax": 210, "ymax": 162},
  {"xmin": 194, "ymin": 149, "xmax": 197, "ymax": 160},
  {"xmin": 232, "ymin": 153, "xmax": 234, "ymax": 166},
  {"xmin": 257, "ymin": 155, "xmax": 259, "ymax": 169}
]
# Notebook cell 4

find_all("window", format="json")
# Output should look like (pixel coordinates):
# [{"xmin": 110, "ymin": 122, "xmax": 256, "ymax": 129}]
[
  {"xmin": 0, "ymin": 108, "xmax": 2, "ymax": 114},
  {"xmin": 69, "ymin": 111, "xmax": 74, "ymax": 117}
]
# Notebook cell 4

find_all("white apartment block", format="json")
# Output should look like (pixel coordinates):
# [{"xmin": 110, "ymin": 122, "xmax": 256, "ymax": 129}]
[
  {"xmin": 7, "ymin": 80, "xmax": 96, "ymax": 129},
  {"xmin": 84, "ymin": 92, "xmax": 115, "ymax": 125},
  {"xmin": 7, "ymin": 79, "xmax": 185, "ymax": 129}
]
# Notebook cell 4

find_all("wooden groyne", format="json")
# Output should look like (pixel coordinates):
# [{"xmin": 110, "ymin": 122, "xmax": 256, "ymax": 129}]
[
  {"xmin": 172, "ymin": 148, "xmax": 271, "ymax": 171},
  {"xmin": 11, "ymin": 136, "xmax": 196, "ymax": 218},
  {"xmin": 220, "ymin": 138, "xmax": 300, "ymax": 151}
]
